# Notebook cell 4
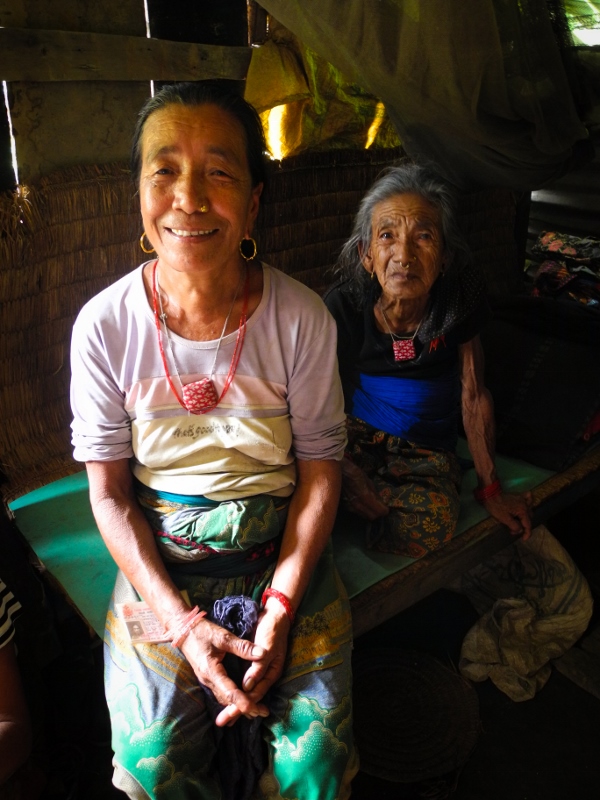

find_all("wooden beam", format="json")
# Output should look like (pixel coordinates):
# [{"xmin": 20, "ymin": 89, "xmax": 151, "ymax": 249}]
[
  {"xmin": 0, "ymin": 1, "xmax": 146, "ymax": 36},
  {"xmin": 0, "ymin": 28, "xmax": 252, "ymax": 82},
  {"xmin": 350, "ymin": 517, "xmax": 515, "ymax": 639},
  {"xmin": 7, "ymin": 81, "xmax": 150, "ymax": 184}
]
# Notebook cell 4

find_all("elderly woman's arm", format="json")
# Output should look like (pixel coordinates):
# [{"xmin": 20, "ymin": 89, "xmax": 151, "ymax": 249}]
[
  {"xmin": 86, "ymin": 460, "xmax": 269, "ymax": 723},
  {"xmin": 459, "ymin": 335, "xmax": 532, "ymax": 538}
]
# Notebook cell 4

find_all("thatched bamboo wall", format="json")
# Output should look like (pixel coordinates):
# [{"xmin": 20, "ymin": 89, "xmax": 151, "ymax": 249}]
[{"xmin": 0, "ymin": 164, "xmax": 140, "ymax": 500}]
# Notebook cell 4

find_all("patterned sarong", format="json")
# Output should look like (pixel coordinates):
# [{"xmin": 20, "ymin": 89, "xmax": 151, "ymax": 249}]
[
  {"xmin": 104, "ymin": 489, "xmax": 357, "ymax": 800},
  {"xmin": 346, "ymin": 416, "xmax": 462, "ymax": 558}
]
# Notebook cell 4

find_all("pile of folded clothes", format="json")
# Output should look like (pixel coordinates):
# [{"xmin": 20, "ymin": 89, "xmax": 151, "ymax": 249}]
[{"xmin": 529, "ymin": 230, "xmax": 600, "ymax": 310}]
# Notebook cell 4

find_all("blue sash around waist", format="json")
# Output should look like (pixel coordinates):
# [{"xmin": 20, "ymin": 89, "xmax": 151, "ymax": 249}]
[{"xmin": 349, "ymin": 368, "xmax": 461, "ymax": 452}]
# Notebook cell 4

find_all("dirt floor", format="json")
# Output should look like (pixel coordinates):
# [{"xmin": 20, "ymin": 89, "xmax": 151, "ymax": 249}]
[{"xmin": 20, "ymin": 486, "xmax": 600, "ymax": 800}]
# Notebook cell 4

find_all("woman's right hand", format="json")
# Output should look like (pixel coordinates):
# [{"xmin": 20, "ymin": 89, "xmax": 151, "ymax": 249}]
[
  {"xmin": 179, "ymin": 616, "xmax": 270, "ymax": 723},
  {"xmin": 341, "ymin": 457, "xmax": 389, "ymax": 521}
]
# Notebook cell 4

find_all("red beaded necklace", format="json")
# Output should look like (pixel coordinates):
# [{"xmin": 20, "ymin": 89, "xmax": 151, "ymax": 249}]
[
  {"xmin": 379, "ymin": 302, "xmax": 424, "ymax": 362},
  {"xmin": 151, "ymin": 260, "xmax": 249, "ymax": 415}
]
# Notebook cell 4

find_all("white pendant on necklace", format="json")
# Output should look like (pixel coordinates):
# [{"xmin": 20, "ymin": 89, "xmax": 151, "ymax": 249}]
[
  {"xmin": 181, "ymin": 377, "xmax": 219, "ymax": 413},
  {"xmin": 392, "ymin": 339, "xmax": 417, "ymax": 361}
]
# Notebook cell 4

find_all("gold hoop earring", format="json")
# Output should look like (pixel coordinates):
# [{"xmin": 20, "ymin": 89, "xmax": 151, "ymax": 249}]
[
  {"xmin": 140, "ymin": 232, "xmax": 155, "ymax": 254},
  {"xmin": 239, "ymin": 237, "xmax": 257, "ymax": 261}
]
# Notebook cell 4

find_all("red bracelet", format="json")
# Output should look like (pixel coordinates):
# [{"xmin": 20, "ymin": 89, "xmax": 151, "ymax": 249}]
[
  {"xmin": 166, "ymin": 606, "xmax": 207, "ymax": 649},
  {"xmin": 262, "ymin": 588, "xmax": 295, "ymax": 624},
  {"xmin": 473, "ymin": 479, "xmax": 502, "ymax": 504}
]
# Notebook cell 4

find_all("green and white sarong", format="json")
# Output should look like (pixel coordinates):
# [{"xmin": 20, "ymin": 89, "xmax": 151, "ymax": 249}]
[{"xmin": 104, "ymin": 486, "xmax": 357, "ymax": 800}]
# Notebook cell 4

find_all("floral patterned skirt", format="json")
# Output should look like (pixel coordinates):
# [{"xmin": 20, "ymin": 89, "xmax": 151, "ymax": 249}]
[{"xmin": 346, "ymin": 416, "xmax": 462, "ymax": 558}]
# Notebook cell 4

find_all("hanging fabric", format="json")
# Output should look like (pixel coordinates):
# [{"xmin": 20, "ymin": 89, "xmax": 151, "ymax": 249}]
[{"xmin": 256, "ymin": 0, "xmax": 591, "ymax": 190}]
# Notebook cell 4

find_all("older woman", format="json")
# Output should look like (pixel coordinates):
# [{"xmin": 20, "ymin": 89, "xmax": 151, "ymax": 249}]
[
  {"xmin": 324, "ymin": 163, "xmax": 531, "ymax": 557},
  {"xmin": 70, "ymin": 82, "xmax": 356, "ymax": 800}
]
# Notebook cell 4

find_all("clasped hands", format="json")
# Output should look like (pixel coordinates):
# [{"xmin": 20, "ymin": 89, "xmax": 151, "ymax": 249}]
[{"xmin": 179, "ymin": 600, "xmax": 291, "ymax": 728}]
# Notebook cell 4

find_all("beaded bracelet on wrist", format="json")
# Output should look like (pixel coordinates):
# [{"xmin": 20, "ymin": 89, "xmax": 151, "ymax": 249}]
[
  {"xmin": 261, "ymin": 588, "xmax": 295, "ymax": 624},
  {"xmin": 473, "ymin": 478, "xmax": 502, "ymax": 504},
  {"xmin": 165, "ymin": 606, "xmax": 207, "ymax": 649}
]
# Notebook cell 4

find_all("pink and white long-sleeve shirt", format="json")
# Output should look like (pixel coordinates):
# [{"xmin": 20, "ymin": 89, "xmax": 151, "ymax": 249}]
[{"xmin": 71, "ymin": 263, "xmax": 346, "ymax": 500}]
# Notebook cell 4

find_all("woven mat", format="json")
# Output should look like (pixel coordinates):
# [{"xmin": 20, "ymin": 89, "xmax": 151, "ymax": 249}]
[{"xmin": 352, "ymin": 648, "xmax": 480, "ymax": 783}]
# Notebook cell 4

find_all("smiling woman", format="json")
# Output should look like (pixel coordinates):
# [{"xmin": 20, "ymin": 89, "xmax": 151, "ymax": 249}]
[
  {"xmin": 69, "ymin": 83, "xmax": 356, "ymax": 800},
  {"xmin": 138, "ymin": 103, "xmax": 262, "ymax": 285}
]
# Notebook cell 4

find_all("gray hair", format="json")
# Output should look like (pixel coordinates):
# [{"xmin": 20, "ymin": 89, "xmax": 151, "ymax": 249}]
[{"xmin": 335, "ymin": 161, "xmax": 471, "ymax": 306}]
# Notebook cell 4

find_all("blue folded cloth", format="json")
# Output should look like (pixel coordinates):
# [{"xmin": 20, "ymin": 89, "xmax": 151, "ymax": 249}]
[{"xmin": 202, "ymin": 595, "xmax": 265, "ymax": 800}]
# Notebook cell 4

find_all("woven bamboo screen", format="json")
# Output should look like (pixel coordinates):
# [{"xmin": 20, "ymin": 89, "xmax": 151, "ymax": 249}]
[
  {"xmin": 0, "ymin": 148, "xmax": 520, "ymax": 502},
  {"xmin": 0, "ymin": 164, "xmax": 140, "ymax": 502}
]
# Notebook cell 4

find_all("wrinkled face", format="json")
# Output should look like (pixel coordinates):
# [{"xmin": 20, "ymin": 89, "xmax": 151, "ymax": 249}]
[
  {"xmin": 139, "ymin": 103, "xmax": 262, "ymax": 274},
  {"xmin": 362, "ymin": 193, "xmax": 446, "ymax": 302}
]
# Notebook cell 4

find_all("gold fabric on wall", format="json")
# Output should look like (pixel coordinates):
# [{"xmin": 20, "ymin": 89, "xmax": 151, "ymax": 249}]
[
  {"xmin": 256, "ymin": 0, "xmax": 590, "ymax": 190},
  {"xmin": 245, "ymin": 19, "xmax": 401, "ymax": 157}
]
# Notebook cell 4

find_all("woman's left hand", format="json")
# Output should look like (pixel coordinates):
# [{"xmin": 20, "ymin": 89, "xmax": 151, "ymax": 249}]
[
  {"xmin": 214, "ymin": 603, "xmax": 290, "ymax": 727},
  {"xmin": 483, "ymin": 490, "xmax": 533, "ymax": 540},
  {"xmin": 341, "ymin": 457, "xmax": 389, "ymax": 521}
]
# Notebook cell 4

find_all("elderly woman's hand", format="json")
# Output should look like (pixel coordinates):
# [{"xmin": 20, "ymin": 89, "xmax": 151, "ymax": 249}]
[
  {"xmin": 180, "ymin": 617, "xmax": 270, "ymax": 725},
  {"xmin": 341, "ymin": 457, "xmax": 389, "ymax": 521},
  {"xmin": 483, "ymin": 490, "xmax": 533, "ymax": 540}
]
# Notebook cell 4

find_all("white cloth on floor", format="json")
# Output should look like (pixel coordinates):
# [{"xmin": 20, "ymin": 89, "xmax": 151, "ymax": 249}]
[{"xmin": 457, "ymin": 525, "xmax": 593, "ymax": 701}]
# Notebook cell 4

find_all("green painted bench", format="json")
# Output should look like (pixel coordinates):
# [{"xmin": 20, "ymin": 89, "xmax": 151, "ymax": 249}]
[{"xmin": 11, "ymin": 442, "xmax": 599, "ymax": 639}]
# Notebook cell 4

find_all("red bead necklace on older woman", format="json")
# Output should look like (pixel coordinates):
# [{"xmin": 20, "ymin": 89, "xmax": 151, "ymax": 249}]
[
  {"xmin": 378, "ymin": 302, "xmax": 424, "ymax": 362},
  {"xmin": 151, "ymin": 260, "xmax": 249, "ymax": 415}
]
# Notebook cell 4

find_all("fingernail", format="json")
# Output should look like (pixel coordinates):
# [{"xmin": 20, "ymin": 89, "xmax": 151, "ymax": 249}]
[
  {"xmin": 244, "ymin": 678, "xmax": 255, "ymax": 691},
  {"xmin": 251, "ymin": 646, "xmax": 265, "ymax": 657},
  {"xmin": 249, "ymin": 710, "xmax": 259, "ymax": 717}
]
